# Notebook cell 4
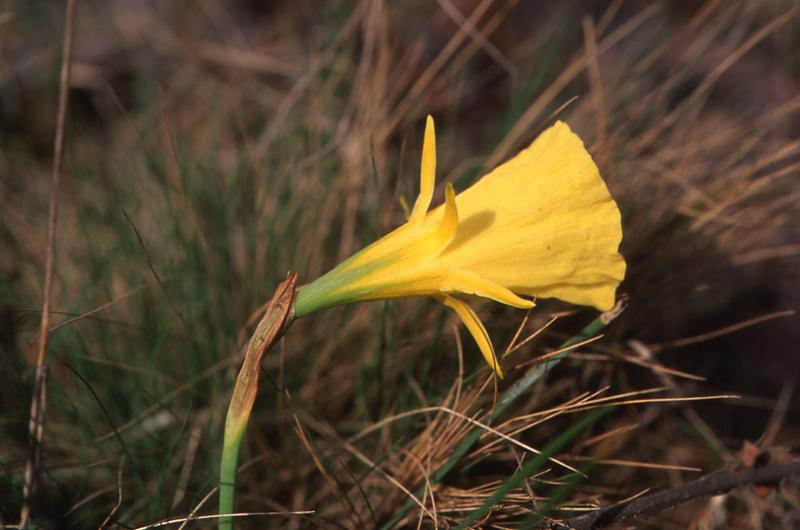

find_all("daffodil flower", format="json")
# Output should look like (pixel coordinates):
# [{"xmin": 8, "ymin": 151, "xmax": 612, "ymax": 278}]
[
  {"xmin": 294, "ymin": 116, "xmax": 625, "ymax": 377},
  {"xmin": 220, "ymin": 116, "xmax": 626, "ymax": 528}
]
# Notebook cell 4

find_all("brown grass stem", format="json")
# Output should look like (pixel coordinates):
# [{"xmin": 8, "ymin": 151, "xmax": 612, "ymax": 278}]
[{"xmin": 19, "ymin": 0, "xmax": 77, "ymax": 527}]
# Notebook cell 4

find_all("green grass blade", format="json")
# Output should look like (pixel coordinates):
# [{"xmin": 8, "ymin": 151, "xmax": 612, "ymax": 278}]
[
  {"xmin": 522, "ymin": 460, "xmax": 598, "ymax": 527},
  {"xmin": 379, "ymin": 315, "xmax": 610, "ymax": 530},
  {"xmin": 455, "ymin": 408, "xmax": 610, "ymax": 529}
]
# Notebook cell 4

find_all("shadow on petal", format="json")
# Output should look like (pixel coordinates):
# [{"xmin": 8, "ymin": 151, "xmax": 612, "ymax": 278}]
[{"xmin": 440, "ymin": 210, "xmax": 496, "ymax": 255}]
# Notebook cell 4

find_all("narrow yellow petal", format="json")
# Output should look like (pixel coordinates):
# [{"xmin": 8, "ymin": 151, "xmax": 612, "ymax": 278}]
[
  {"xmin": 444, "ymin": 268, "xmax": 535, "ymax": 309},
  {"xmin": 431, "ymin": 183, "xmax": 458, "ymax": 249},
  {"xmin": 409, "ymin": 115, "xmax": 436, "ymax": 223},
  {"xmin": 439, "ymin": 295, "xmax": 503, "ymax": 378}
]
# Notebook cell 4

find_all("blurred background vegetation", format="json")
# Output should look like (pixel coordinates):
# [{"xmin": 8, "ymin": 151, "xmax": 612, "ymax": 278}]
[{"xmin": 1, "ymin": 0, "xmax": 798, "ymax": 528}]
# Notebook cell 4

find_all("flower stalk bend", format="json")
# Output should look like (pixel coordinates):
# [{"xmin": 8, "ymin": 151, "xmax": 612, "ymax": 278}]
[{"xmin": 219, "ymin": 273, "xmax": 296, "ymax": 530}]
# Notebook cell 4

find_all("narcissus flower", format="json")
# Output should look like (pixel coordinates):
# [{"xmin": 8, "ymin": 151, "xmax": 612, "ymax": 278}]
[{"xmin": 294, "ymin": 116, "xmax": 625, "ymax": 377}]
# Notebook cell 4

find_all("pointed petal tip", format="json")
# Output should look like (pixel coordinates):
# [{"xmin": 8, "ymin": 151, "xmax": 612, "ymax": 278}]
[
  {"xmin": 409, "ymin": 115, "xmax": 438, "ymax": 223},
  {"xmin": 424, "ymin": 115, "xmax": 436, "ymax": 148},
  {"xmin": 434, "ymin": 182, "xmax": 459, "ymax": 248},
  {"xmin": 439, "ymin": 294, "xmax": 504, "ymax": 378},
  {"xmin": 518, "ymin": 298, "xmax": 536, "ymax": 309},
  {"xmin": 444, "ymin": 182, "xmax": 456, "ymax": 207}
]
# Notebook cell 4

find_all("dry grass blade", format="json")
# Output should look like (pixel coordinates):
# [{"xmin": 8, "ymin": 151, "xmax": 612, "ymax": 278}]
[
  {"xmin": 565, "ymin": 395, "xmax": 740, "ymax": 413},
  {"xmin": 132, "ymin": 511, "xmax": 315, "ymax": 530},
  {"xmin": 18, "ymin": 0, "xmax": 77, "ymax": 527},
  {"xmin": 436, "ymin": 0, "xmax": 517, "ymax": 79},
  {"xmin": 92, "ymin": 356, "xmax": 237, "ymax": 442},
  {"xmin": 511, "ymin": 335, "xmax": 604, "ymax": 370},
  {"xmin": 48, "ymin": 283, "xmax": 151, "ymax": 333},
  {"xmin": 563, "ymin": 457, "xmax": 701, "ymax": 473},
  {"xmin": 338, "ymin": 433, "xmax": 436, "ymax": 521},
  {"xmin": 176, "ymin": 486, "xmax": 217, "ymax": 530},
  {"xmin": 577, "ymin": 423, "xmax": 640, "ymax": 448},
  {"xmin": 647, "ymin": 310, "xmax": 796, "ymax": 352},
  {"xmin": 487, "ymin": 3, "xmax": 663, "ymax": 166},
  {"xmin": 290, "ymin": 400, "xmax": 362, "ymax": 528},
  {"xmin": 633, "ymin": 6, "xmax": 798, "ymax": 155},
  {"xmin": 97, "ymin": 457, "xmax": 125, "ymax": 530},
  {"xmin": 121, "ymin": 209, "xmax": 191, "ymax": 337},
  {"xmin": 172, "ymin": 414, "xmax": 207, "ymax": 510},
  {"xmin": 350, "ymin": 405, "xmax": 580, "ymax": 475},
  {"xmin": 504, "ymin": 315, "xmax": 556, "ymax": 357}
]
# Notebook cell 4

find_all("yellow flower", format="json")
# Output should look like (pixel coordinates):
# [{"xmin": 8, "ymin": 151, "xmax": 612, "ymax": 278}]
[{"xmin": 294, "ymin": 116, "xmax": 625, "ymax": 377}]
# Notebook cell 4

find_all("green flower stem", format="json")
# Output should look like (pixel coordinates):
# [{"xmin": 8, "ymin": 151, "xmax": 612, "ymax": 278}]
[
  {"xmin": 219, "ymin": 421, "xmax": 246, "ymax": 530},
  {"xmin": 218, "ymin": 274, "xmax": 297, "ymax": 530}
]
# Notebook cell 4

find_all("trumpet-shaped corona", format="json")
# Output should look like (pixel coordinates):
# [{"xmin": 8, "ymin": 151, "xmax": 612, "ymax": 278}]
[{"xmin": 294, "ymin": 116, "xmax": 625, "ymax": 377}]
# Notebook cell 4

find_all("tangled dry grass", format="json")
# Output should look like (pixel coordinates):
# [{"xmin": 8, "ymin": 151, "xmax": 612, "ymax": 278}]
[{"xmin": 1, "ymin": 0, "xmax": 799, "ymax": 528}]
